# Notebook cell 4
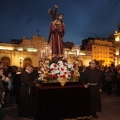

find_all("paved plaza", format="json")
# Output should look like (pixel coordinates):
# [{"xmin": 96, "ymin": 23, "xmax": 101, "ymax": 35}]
[
  {"xmin": 4, "ymin": 93, "xmax": 120, "ymax": 120},
  {"xmin": 93, "ymin": 93, "xmax": 120, "ymax": 120}
]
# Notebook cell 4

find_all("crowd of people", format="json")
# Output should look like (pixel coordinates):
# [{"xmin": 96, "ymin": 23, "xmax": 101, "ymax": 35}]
[
  {"xmin": 0, "ymin": 62, "xmax": 39, "ymax": 119},
  {"xmin": 79, "ymin": 61, "xmax": 120, "ymax": 118},
  {"xmin": 79, "ymin": 63, "xmax": 120, "ymax": 95},
  {"xmin": 0, "ymin": 60, "xmax": 120, "ymax": 119}
]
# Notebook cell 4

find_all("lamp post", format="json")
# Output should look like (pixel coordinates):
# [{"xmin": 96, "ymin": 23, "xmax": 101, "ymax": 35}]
[
  {"xmin": 72, "ymin": 45, "xmax": 80, "ymax": 81},
  {"xmin": 38, "ymin": 48, "xmax": 45, "ymax": 68},
  {"xmin": 18, "ymin": 56, "xmax": 24, "ymax": 68},
  {"xmin": 44, "ymin": 43, "xmax": 50, "ymax": 58}
]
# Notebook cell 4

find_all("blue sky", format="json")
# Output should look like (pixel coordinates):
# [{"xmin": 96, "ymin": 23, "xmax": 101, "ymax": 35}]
[{"xmin": 0, "ymin": 0, "xmax": 120, "ymax": 45}]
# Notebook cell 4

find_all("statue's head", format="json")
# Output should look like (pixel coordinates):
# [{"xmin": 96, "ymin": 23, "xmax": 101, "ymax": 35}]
[{"xmin": 57, "ymin": 14, "xmax": 63, "ymax": 21}]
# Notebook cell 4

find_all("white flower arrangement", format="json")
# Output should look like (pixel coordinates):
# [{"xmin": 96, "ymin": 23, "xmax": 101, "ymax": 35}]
[
  {"xmin": 37, "ymin": 60, "xmax": 75, "ymax": 83},
  {"xmin": 48, "ymin": 60, "xmax": 75, "ymax": 81}
]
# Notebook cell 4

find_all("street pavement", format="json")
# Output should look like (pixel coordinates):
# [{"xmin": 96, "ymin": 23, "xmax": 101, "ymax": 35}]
[
  {"xmin": 4, "ymin": 93, "xmax": 120, "ymax": 120},
  {"xmin": 92, "ymin": 93, "xmax": 120, "ymax": 120}
]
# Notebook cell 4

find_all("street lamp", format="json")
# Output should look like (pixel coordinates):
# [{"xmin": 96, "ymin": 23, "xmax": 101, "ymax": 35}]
[
  {"xmin": 45, "ymin": 43, "xmax": 50, "ymax": 58},
  {"xmin": 72, "ymin": 45, "xmax": 80, "ymax": 81},
  {"xmin": 18, "ymin": 56, "xmax": 24, "ymax": 68}
]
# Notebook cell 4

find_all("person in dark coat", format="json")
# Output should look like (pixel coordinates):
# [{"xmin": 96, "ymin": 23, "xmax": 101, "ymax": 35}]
[
  {"xmin": 18, "ymin": 65, "xmax": 39, "ymax": 118},
  {"xmin": 115, "ymin": 68, "xmax": 120, "ymax": 95},
  {"xmin": 29, "ymin": 67, "xmax": 39, "ymax": 117},
  {"xmin": 12, "ymin": 67, "xmax": 21, "ymax": 106},
  {"xmin": 0, "ymin": 68, "xmax": 7, "ymax": 105},
  {"xmin": 104, "ymin": 67, "xmax": 114, "ymax": 94},
  {"xmin": 0, "ymin": 68, "xmax": 5, "ymax": 120},
  {"xmin": 81, "ymin": 60, "xmax": 103, "ymax": 118}
]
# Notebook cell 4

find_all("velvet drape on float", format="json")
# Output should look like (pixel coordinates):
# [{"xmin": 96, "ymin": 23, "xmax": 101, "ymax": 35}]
[{"xmin": 34, "ymin": 82, "xmax": 91, "ymax": 120}]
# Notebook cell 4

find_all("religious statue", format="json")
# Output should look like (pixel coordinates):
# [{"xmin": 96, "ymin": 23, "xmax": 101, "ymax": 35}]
[{"xmin": 48, "ymin": 5, "xmax": 65, "ymax": 60}]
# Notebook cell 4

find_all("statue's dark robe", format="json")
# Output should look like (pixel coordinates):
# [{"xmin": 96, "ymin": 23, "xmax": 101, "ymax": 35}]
[{"xmin": 50, "ymin": 21, "xmax": 65, "ymax": 57}]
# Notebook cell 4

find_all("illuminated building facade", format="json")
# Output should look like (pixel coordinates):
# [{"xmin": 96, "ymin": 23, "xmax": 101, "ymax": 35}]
[
  {"xmin": 0, "ymin": 35, "xmax": 92, "ymax": 67},
  {"xmin": 0, "ymin": 35, "xmax": 46, "ymax": 68},
  {"xmin": 114, "ymin": 28, "xmax": 120, "ymax": 66},
  {"xmin": 81, "ymin": 38, "xmax": 114, "ymax": 66}
]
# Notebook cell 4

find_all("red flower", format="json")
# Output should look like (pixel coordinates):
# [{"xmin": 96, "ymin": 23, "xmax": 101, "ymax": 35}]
[
  {"xmin": 54, "ymin": 64, "xmax": 57, "ymax": 67},
  {"xmin": 67, "ymin": 68, "xmax": 70, "ymax": 71},
  {"xmin": 52, "ymin": 74, "xmax": 58, "ymax": 78},
  {"xmin": 64, "ymin": 72, "xmax": 66, "ymax": 74},
  {"xmin": 41, "ymin": 70, "xmax": 44, "ymax": 74},
  {"xmin": 68, "ymin": 74, "xmax": 71, "ymax": 77},
  {"xmin": 60, "ymin": 75, "xmax": 63, "ymax": 78},
  {"xmin": 50, "ymin": 68, "xmax": 54, "ymax": 71},
  {"xmin": 63, "ymin": 74, "xmax": 65, "ymax": 78},
  {"xmin": 61, "ymin": 68, "xmax": 64, "ymax": 71},
  {"xmin": 63, "ymin": 63, "xmax": 66, "ymax": 66}
]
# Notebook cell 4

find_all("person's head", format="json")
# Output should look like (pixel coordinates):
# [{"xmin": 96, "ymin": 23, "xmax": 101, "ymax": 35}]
[
  {"xmin": 89, "ymin": 60, "xmax": 96, "ymax": 69},
  {"xmin": 0, "ymin": 68, "xmax": 3, "ymax": 75},
  {"xmin": 3, "ymin": 65, "xmax": 8, "ymax": 71},
  {"xmin": 105, "ymin": 67, "xmax": 111, "ymax": 72},
  {"xmin": 100, "ymin": 67, "xmax": 105, "ymax": 71},
  {"xmin": 26, "ymin": 65, "xmax": 33, "ymax": 73},
  {"xmin": 0, "ymin": 62, "xmax": 3, "ymax": 68},
  {"xmin": 118, "ymin": 68, "xmax": 120, "ymax": 74},
  {"xmin": 7, "ymin": 72, "xmax": 12, "ymax": 78}
]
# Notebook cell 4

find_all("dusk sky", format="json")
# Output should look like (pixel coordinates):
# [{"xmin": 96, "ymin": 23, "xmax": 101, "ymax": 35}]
[{"xmin": 1, "ymin": 0, "xmax": 120, "ymax": 45}]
